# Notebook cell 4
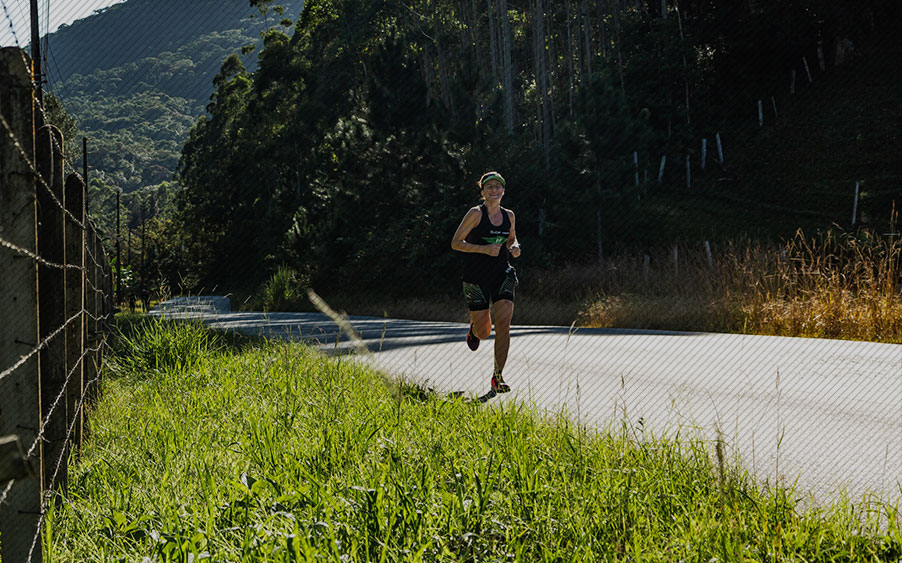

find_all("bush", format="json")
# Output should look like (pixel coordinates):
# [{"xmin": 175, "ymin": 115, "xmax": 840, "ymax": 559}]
[{"xmin": 262, "ymin": 266, "xmax": 308, "ymax": 312}]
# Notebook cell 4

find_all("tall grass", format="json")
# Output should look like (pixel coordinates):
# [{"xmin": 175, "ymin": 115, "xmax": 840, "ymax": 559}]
[
  {"xmin": 580, "ymin": 228, "xmax": 902, "ymax": 342},
  {"xmin": 260, "ymin": 266, "xmax": 309, "ymax": 312},
  {"xmin": 46, "ymin": 321, "xmax": 902, "ymax": 561},
  {"xmin": 110, "ymin": 315, "xmax": 225, "ymax": 375}
]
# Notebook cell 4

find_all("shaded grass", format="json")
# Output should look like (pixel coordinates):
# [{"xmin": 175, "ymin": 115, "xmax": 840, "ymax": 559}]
[{"xmin": 46, "ymin": 320, "xmax": 902, "ymax": 561}]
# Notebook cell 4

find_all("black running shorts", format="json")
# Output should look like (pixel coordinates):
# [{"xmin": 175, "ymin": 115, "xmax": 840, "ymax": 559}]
[{"xmin": 462, "ymin": 266, "xmax": 518, "ymax": 311}]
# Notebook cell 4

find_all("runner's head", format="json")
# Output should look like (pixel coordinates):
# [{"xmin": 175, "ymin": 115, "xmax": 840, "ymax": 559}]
[
  {"xmin": 478, "ymin": 171, "xmax": 505, "ymax": 202},
  {"xmin": 478, "ymin": 171, "xmax": 505, "ymax": 190}
]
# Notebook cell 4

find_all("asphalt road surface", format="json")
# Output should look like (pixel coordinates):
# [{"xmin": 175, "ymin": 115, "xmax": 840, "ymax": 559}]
[{"xmin": 161, "ymin": 309, "xmax": 901, "ymax": 507}]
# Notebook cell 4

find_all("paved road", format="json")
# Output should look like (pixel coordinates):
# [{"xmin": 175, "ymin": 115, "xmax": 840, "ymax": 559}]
[{"xmin": 164, "ymin": 310, "xmax": 902, "ymax": 507}]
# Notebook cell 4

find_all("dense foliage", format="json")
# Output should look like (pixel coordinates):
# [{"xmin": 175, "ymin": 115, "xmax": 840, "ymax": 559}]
[{"xmin": 174, "ymin": 0, "xmax": 900, "ymax": 296}]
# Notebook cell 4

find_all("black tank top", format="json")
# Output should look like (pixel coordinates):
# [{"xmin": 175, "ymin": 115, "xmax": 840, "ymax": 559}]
[{"xmin": 462, "ymin": 205, "xmax": 511, "ymax": 283}]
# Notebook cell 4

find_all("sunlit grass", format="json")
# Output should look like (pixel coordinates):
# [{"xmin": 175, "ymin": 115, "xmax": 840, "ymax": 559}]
[
  {"xmin": 45, "ymin": 319, "xmax": 902, "ymax": 561},
  {"xmin": 580, "ymin": 228, "xmax": 902, "ymax": 342}
]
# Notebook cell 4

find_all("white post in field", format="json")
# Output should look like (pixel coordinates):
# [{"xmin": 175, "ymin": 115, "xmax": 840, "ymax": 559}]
[
  {"xmin": 715, "ymin": 133, "xmax": 724, "ymax": 164},
  {"xmin": 633, "ymin": 151, "xmax": 639, "ymax": 186},
  {"xmin": 685, "ymin": 154, "xmax": 691, "ymax": 188},
  {"xmin": 658, "ymin": 155, "xmax": 667, "ymax": 183},
  {"xmin": 803, "ymin": 56, "xmax": 812, "ymax": 83}
]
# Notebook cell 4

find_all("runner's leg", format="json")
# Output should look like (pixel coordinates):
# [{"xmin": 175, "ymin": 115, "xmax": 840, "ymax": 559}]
[
  {"xmin": 491, "ymin": 299, "xmax": 513, "ymax": 374},
  {"xmin": 470, "ymin": 309, "xmax": 492, "ymax": 340}
]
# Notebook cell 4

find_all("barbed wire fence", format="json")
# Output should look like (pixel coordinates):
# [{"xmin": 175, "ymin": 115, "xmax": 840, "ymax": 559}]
[{"xmin": 1, "ymin": 46, "xmax": 113, "ymax": 563}]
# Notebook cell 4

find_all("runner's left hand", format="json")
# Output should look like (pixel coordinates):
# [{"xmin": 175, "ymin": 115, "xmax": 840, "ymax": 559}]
[{"xmin": 509, "ymin": 244, "xmax": 521, "ymax": 258}]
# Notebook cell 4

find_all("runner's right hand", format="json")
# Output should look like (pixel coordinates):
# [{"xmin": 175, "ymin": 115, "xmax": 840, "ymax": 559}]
[{"xmin": 484, "ymin": 244, "xmax": 502, "ymax": 257}]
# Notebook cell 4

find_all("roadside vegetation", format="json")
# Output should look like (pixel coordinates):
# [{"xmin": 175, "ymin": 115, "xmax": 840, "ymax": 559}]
[
  {"xmin": 47, "ymin": 318, "xmax": 901, "ymax": 561},
  {"xmin": 259, "ymin": 227, "xmax": 902, "ymax": 344}
]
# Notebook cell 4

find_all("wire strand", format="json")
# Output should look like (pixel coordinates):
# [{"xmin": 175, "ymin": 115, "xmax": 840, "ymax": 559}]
[{"xmin": 0, "ymin": 309, "xmax": 83, "ymax": 385}]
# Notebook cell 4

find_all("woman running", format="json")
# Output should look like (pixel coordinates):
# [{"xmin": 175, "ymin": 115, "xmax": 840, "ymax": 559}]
[{"xmin": 450, "ymin": 171, "xmax": 521, "ymax": 393}]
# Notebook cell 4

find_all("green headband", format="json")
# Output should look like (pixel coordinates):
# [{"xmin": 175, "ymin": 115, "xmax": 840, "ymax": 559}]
[{"xmin": 478, "ymin": 172, "xmax": 506, "ymax": 189}]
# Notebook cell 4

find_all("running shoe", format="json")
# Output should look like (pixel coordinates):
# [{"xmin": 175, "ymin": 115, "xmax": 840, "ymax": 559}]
[
  {"xmin": 491, "ymin": 373, "xmax": 510, "ymax": 393},
  {"xmin": 466, "ymin": 323, "xmax": 480, "ymax": 351}
]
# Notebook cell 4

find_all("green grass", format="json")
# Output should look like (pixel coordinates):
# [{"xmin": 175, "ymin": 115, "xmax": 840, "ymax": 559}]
[{"xmin": 46, "ymin": 319, "xmax": 902, "ymax": 561}]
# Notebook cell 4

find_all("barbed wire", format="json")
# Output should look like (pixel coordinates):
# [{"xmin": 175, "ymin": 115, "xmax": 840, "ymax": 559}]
[
  {"xmin": 29, "ymin": 369, "xmax": 103, "ymax": 563},
  {"xmin": 0, "ymin": 0, "xmax": 20, "ymax": 47},
  {"xmin": 0, "ymin": 109, "xmax": 88, "ymax": 232},
  {"xmin": 83, "ymin": 308, "xmax": 112, "ymax": 325},
  {"xmin": 0, "ymin": 309, "xmax": 83, "ymax": 385},
  {"xmin": 24, "ymin": 339, "xmax": 103, "ymax": 459},
  {"xmin": 0, "ymin": 340, "xmax": 106, "ymax": 508},
  {"xmin": 0, "ymin": 234, "xmax": 83, "ymax": 271}
]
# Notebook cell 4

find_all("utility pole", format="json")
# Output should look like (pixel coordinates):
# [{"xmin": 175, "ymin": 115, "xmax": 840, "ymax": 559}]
[
  {"xmin": 83, "ymin": 137, "xmax": 88, "ymax": 213},
  {"xmin": 140, "ymin": 204, "xmax": 146, "ymax": 292},
  {"xmin": 116, "ymin": 188, "xmax": 121, "ymax": 306},
  {"xmin": 30, "ymin": 0, "xmax": 43, "ymax": 109}
]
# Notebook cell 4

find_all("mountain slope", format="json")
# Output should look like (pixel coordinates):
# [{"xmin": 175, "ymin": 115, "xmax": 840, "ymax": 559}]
[{"xmin": 46, "ymin": 0, "xmax": 302, "ymax": 193}]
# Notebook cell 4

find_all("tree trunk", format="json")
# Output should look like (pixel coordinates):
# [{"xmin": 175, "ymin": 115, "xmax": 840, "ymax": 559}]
[
  {"xmin": 471, "ymin": 0, "xmax": 484, "ymax": 77},
  {"xmin": 597, "ymin": 0, "xmax": 607, "ymax": 59},
  {"xmin": 676, "ymin": 5, "xmax": 690, "ymax": 127},
  {"xmin": 581, "ymin": 0, "xmax": 592, "ymax": 77},
  {"xmin": 538, "ymin": 0, "xmax": 551, "ymax": 170},
  {"xmin": 487, "ymin": 0, "xmax": 500, "ymax": 86},
  {"xmin": 422, "ymin": 44, "xmax": 433, "ymax": 106},
  {"xmin": 499, "ymin": 0, "xmax": 515, "ymax": 133},
  {"xmin": 434, "ymin": 15, "xmax": 454, "ymax": 112},
  {"xmin": 615, "ymin": 0, "xmax": 625, "ymax": 97},
  {"xmin": 566, "ymin": 0, "xmax": 575, "ymax": 116}
]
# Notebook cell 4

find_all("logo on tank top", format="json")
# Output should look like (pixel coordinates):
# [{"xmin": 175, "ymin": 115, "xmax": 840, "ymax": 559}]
[{"xmin": 483, "ymin": 233, "xmax": 508, "ymax": 245}]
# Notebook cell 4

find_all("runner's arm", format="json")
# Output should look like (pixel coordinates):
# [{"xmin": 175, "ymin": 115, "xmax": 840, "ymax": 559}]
[
  {"xmin": 506, "ymin": 210, "xmax": 521, "ymax": 258},
  {"xmin": 451, "ymin": 208, "xmax": 494, "ymax": 254}
]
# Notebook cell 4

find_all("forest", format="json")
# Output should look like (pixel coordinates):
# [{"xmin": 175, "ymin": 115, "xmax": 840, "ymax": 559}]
[{"xmin": 165, "ymin": 0, "xmax": 900, "ymax": 299}]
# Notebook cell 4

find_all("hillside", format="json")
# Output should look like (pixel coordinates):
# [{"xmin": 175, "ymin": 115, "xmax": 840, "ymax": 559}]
[{"xmin": 46, "ymin": 0, "xmax": 303, "ymax": 193}]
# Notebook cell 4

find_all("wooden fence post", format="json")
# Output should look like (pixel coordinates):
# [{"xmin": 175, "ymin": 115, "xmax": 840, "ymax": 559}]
[
  {"xmin": 64, "ymin": 173, "xmax": 85, "ymax": 450},
  {"xmin": 0, "ymin": 46, "xmax": 45, "ymax": 563},
  {"xmin": 36, "ymin": 124, "xmax": 69, "ymax": 493}
]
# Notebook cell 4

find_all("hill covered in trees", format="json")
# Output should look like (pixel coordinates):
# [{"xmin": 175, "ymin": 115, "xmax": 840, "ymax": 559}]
[
  {"xmin": 168, "ymin": 0, "xmax": 901, "ymax": 296},
  {"xmin": 48, "ymin": 0, "xmax": 303, "ymax": 194}
]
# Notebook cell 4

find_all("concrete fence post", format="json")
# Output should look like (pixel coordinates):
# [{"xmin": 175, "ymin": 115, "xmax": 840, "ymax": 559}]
[
  {"xmin": 64, "ymin": 173, "xmax": 85, "ymax": 451},
  {"xmin": 0, "ymin": 46, "xmax": 44, "ymax": 563},
  {"xmin": 36, "ymin": 124, "xmax": 68, "ymax": 493},
  {"xmin": 84, "ymin": 224, "xmax": 98, "ymax": 408}
]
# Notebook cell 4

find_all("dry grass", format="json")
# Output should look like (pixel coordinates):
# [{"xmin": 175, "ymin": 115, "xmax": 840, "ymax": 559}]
[{"xmin": 580, "ymin": 227, "xmax": 902, "ymax": 343}]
